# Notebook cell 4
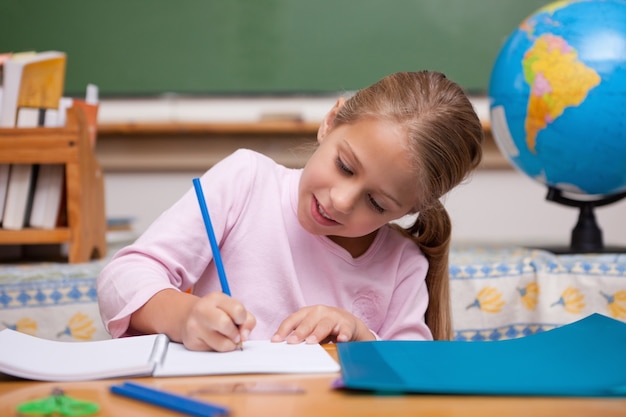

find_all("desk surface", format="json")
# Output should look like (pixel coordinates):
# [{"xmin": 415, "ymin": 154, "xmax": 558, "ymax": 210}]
[{"xmin": 1, "ymin": 345, "xmax": 625, "ymax": 417}]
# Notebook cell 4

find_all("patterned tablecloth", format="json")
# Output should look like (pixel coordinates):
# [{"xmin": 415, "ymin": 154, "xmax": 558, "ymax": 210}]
[
  {"xmin": 0, "ymin": 256, "xmax": 110, "ymax": 341},
  {"xmin": 1, "ymin": 245, "xmax": 625, "ymax": 342},
  {"xmin": 450, "ymin": 245, "xmax": 626, "ymax": 341}
]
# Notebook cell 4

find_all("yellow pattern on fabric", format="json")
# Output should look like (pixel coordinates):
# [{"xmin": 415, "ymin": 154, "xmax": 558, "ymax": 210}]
[
  {"xmin": 58, "ymin": 313, "xmax": 97, "ymax": 340},
  {"xmin": 551, "ymin": 286, "xmax": 586, "ymax": 314},
  {"xmin": 518, "ymin": 282, "xmax": 540, "ymax": 310},
  {"xmin": 467, "ymin": 287, "xmax": 505, "ymax": 313},
  {"xmin": 14, "ymin": 317, "xmax": 38, "ymax": 336},
  {"xmin": 601, "ymin": 290, "xmax": 626, "ymax": 319}
]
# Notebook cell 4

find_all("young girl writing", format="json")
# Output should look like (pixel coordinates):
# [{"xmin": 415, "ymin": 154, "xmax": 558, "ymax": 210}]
[{"xmin": 97, "ymin": 71, "xmax": 483, "ymax": 351}]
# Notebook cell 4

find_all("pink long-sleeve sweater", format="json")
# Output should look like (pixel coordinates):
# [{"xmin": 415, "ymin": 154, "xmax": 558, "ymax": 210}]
[{"xmin": 97, "ymin": 149, "xmax": 432, "ymax": 341}]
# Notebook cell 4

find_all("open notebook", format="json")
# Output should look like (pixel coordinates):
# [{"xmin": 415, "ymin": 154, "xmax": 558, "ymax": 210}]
[{"xmin": 0, "ymin": 330, "xmax": 340, "ymax": 382}]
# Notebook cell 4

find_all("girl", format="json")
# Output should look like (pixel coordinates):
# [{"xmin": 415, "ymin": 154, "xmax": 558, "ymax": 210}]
[{"xmin": 97, "ymin": 71, "xmax": 483, "ymax": 351}]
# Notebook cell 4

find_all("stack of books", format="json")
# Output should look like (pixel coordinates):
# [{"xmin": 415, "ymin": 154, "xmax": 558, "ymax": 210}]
[{"xmin": 0, "ymin": 50, "xmax": 99, "ymax": 235}]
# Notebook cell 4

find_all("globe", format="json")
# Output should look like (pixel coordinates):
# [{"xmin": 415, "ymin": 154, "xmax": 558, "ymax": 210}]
[{"xmin": 489, "ymin": 0, "xmax": 626, "ymax": 198}]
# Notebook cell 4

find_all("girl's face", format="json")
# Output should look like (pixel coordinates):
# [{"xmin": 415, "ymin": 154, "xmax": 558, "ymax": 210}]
[{"xmin": 298, "ymin": 101, "xmax": 419, "ymax": 241}]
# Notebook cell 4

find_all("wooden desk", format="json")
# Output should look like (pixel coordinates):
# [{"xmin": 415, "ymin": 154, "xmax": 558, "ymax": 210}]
[{"xmin": 2, "ymin": 345, "xmax": 625, "ymax": 417}]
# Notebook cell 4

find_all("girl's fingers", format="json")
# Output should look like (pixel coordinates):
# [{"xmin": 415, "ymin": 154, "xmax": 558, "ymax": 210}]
[
  {"xmin": 271, "ymin": 310, "xmax": 307, "ymax": 342},
  {"xmin": 273, "ymin": 306, "xmax": 347, "ymax": 344},
  {"xmin": 240, "ymin": 312, "xmax": 256, "ymax": 342},
  {"xmin": 303, "ymin": 319, "xmax": 351, "ymax": 344},
  {"xmin": 183, "ymin": 292, "xmax": 254, "ymax": 351}
]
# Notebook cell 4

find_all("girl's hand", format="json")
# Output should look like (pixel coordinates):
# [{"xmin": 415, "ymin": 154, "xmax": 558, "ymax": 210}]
[
  {"xmin": 270, "ymin": 305, "xmax": 375, "ymax": 344},
  {"xmin": 180, "ymin": 292, "xmax": 256, "ymax": 352}
]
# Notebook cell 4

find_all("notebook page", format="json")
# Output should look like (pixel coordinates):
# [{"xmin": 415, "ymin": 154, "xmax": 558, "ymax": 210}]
[
  {"xmin": 154, "ymin": 340, "xmax": 340, "ymax": 377},
  {"xmin": 0, "ymin": 329, "xmax": 163, "ymax": 381}
]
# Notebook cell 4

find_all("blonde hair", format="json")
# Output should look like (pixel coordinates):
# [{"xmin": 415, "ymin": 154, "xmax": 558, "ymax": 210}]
[{"xmin": 332, "ymin": 71, "xmax": 483, "ymax": 340}]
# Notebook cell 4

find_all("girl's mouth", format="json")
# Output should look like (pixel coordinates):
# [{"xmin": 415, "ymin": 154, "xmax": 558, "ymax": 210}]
[
  {"xmin": 317, "ymin": 201, "xmax": 334, "ymax": 220},
  {"xmin": 312, "ymin": 196, "xmax": 338, "ymax": 226}
]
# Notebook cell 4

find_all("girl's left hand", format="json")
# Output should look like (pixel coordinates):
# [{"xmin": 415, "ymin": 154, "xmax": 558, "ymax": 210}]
[{"xmin": 270, "ymin": 305, "xmax": 376, "ymax": 344}]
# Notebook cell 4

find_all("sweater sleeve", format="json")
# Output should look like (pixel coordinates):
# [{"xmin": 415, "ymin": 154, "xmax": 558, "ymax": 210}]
[{"xmin": 96, "ymin": 150, "xmax": 259, "ymax": 337}]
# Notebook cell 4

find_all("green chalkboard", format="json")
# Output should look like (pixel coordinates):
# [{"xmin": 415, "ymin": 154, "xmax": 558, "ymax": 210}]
[{"xmin": 0, "ymin": 0, "xmax": 549, "ymax": 96}]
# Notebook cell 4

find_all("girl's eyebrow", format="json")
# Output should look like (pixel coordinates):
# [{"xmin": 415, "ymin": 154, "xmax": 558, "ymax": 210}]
[
  {"xmin": 381, "ymin": 190, "xmax": 402, "ymax": 208},
  {"xmin": 342, "ymin": 141, "xmax": 362, "ymax": 170},
  {"xmin": 343, "ymin": 141, "xmax": 402, "ymax": 208}
]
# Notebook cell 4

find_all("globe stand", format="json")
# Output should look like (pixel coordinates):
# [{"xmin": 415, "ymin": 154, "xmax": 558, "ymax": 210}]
[{"xmin": 543, "ymin": 187, "xmax": 626, "ymax": 254}]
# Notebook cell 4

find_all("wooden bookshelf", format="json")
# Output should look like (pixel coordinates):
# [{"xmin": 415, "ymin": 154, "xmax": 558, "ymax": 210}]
[{"xmin": 0, "ymin": 106, "xmax": 106, "ymax": 263}]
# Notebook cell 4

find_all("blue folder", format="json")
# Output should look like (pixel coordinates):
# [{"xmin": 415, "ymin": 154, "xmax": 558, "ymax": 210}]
[{"xmin": 337, "ymin": 313, "xmax": 626, "ymax": 397}]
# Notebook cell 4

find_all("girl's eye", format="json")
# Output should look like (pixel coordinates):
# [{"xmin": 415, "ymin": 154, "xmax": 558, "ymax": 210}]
[
  {"xmin": 336, "ymin": 158, "xmax": 353, "ymax": 175},
  {"xmin": 368, "ymin": 195, "xmax": 385, "ymax": 214}
]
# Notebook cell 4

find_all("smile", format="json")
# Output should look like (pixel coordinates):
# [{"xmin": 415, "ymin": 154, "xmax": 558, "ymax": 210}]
[
  {"xmin": 311, "ymin": 196, "xmax": 339, "ymax": 226},
  {"xmin": 317, "ymin": 201, "xmax": 334, "ymax": 221}
]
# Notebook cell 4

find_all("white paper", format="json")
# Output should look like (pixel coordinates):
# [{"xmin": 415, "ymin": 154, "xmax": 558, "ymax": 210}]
[
  {"xmin": 0, "ymin": 329, "xmax": 340, "ymax": 382},
  {"xmin": 0, "ymin": 329, "xmax": 159, "ymax": 381},
  {"xmin": 154, "ymin": 340, "xmax": 340, "ymax": 377}
]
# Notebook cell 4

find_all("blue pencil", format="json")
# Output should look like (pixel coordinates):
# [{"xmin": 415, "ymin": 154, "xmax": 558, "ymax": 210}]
[
  {"xmin": 193, "ymin": 178, "xmax": 231, "ymax": 296},
  {"xmin": 111, "ymin": 381, "xmax": 229, "ymax": 417}
]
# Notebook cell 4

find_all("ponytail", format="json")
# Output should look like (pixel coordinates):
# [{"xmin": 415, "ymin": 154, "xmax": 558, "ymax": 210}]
[{"xmin": 393, "ymin": 200, "xmax": 452, "ymax": 340}]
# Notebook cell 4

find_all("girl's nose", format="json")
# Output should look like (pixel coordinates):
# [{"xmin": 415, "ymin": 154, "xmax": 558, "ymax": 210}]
[{"xmin": 330, "ymin": 182, "xmax": 358, "ymax": 214}]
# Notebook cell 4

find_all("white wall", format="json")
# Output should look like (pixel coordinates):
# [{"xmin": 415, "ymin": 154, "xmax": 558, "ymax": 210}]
[
  {"xmin": 445, "ymin": 170, "xmax": 626, "ymax": 248},
  {"xmin": 104, "ymin": 171, "xmax": 198, "ymax": 233},
  {"xmin": 104, "ymin": 168, "xmax": 626, "ymax": 249}
]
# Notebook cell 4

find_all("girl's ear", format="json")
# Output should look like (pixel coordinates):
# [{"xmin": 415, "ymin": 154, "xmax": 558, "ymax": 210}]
[{"xmin": 317, "ymin": 97, "xmax": 346, "ymax": 143}]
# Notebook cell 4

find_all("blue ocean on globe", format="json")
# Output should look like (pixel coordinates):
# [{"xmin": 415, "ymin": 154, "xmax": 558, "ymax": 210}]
[{"xmin": 489, "ymin": 0, "xmax": 626, "ymax": 196}]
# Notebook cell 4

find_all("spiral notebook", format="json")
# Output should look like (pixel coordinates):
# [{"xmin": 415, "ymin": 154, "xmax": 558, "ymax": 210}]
[{"xmin": 0, "ymin": 330, "xmax": 340, "ymax": 382}]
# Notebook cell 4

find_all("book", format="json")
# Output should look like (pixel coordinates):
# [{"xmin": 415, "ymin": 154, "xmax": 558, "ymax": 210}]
[
  {"xmin": 1, "ymin": 163, "xmax": 38, "ymax": 229},
  {"xmin": 28, "ymin": 97, "xmax": 73, "ymax": 229},
  {"xmin": 0, "ymin": 51, "xmax": 65, "ymax": 127},
  {"xmin": 28, "ymin": 86, "xmax": 99, "ymax": 230},
  {"xmin": 28, "ymin": 163, "xmax": 65, "ymax": 229},
  {"xmin": 1, "ymin": 109, "xmax": 40, "ymax": 229},
  {"xmin": 0, "ymin": 330, "xmax": 340, "ymax": 382},
  {"xmin": 0, "ymin": 163, "xmax": 8, "ymax": 224},
  {"xmin": 0, "ymin": 52, "xmax": 12, "ymax": 115},
  {"xmin": 0, "ymin": 52, "xmax": 13, "ymax": 222},
  {"xmin": 106, "ymin": 216, "xmax": 138, "ymax": 244},
  {"xmin": 337, "ymin": 313, "xmax": 626, "ymax": 398},
  {"xmin": 0, "ymin": 51, "xmax": 66, "ymax": 230}
]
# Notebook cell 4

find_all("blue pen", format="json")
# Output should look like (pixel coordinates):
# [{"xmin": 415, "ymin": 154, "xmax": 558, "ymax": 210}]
[
  {"xmin": 193, "ymin": 178, "xmax": 243, "ymax": 350},
  {"xmin": 111, "ymin": 381, "xmax": 229, "ymax": 417},
  {"xmin": 193, "ymin": 178, "xmax": 231, "ymax": 296}
]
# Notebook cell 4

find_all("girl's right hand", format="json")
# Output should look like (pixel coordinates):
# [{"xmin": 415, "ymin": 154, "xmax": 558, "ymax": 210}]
[{"xmin": 179, "ymin": 291, "xmax": 256, "ymax": 352}]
